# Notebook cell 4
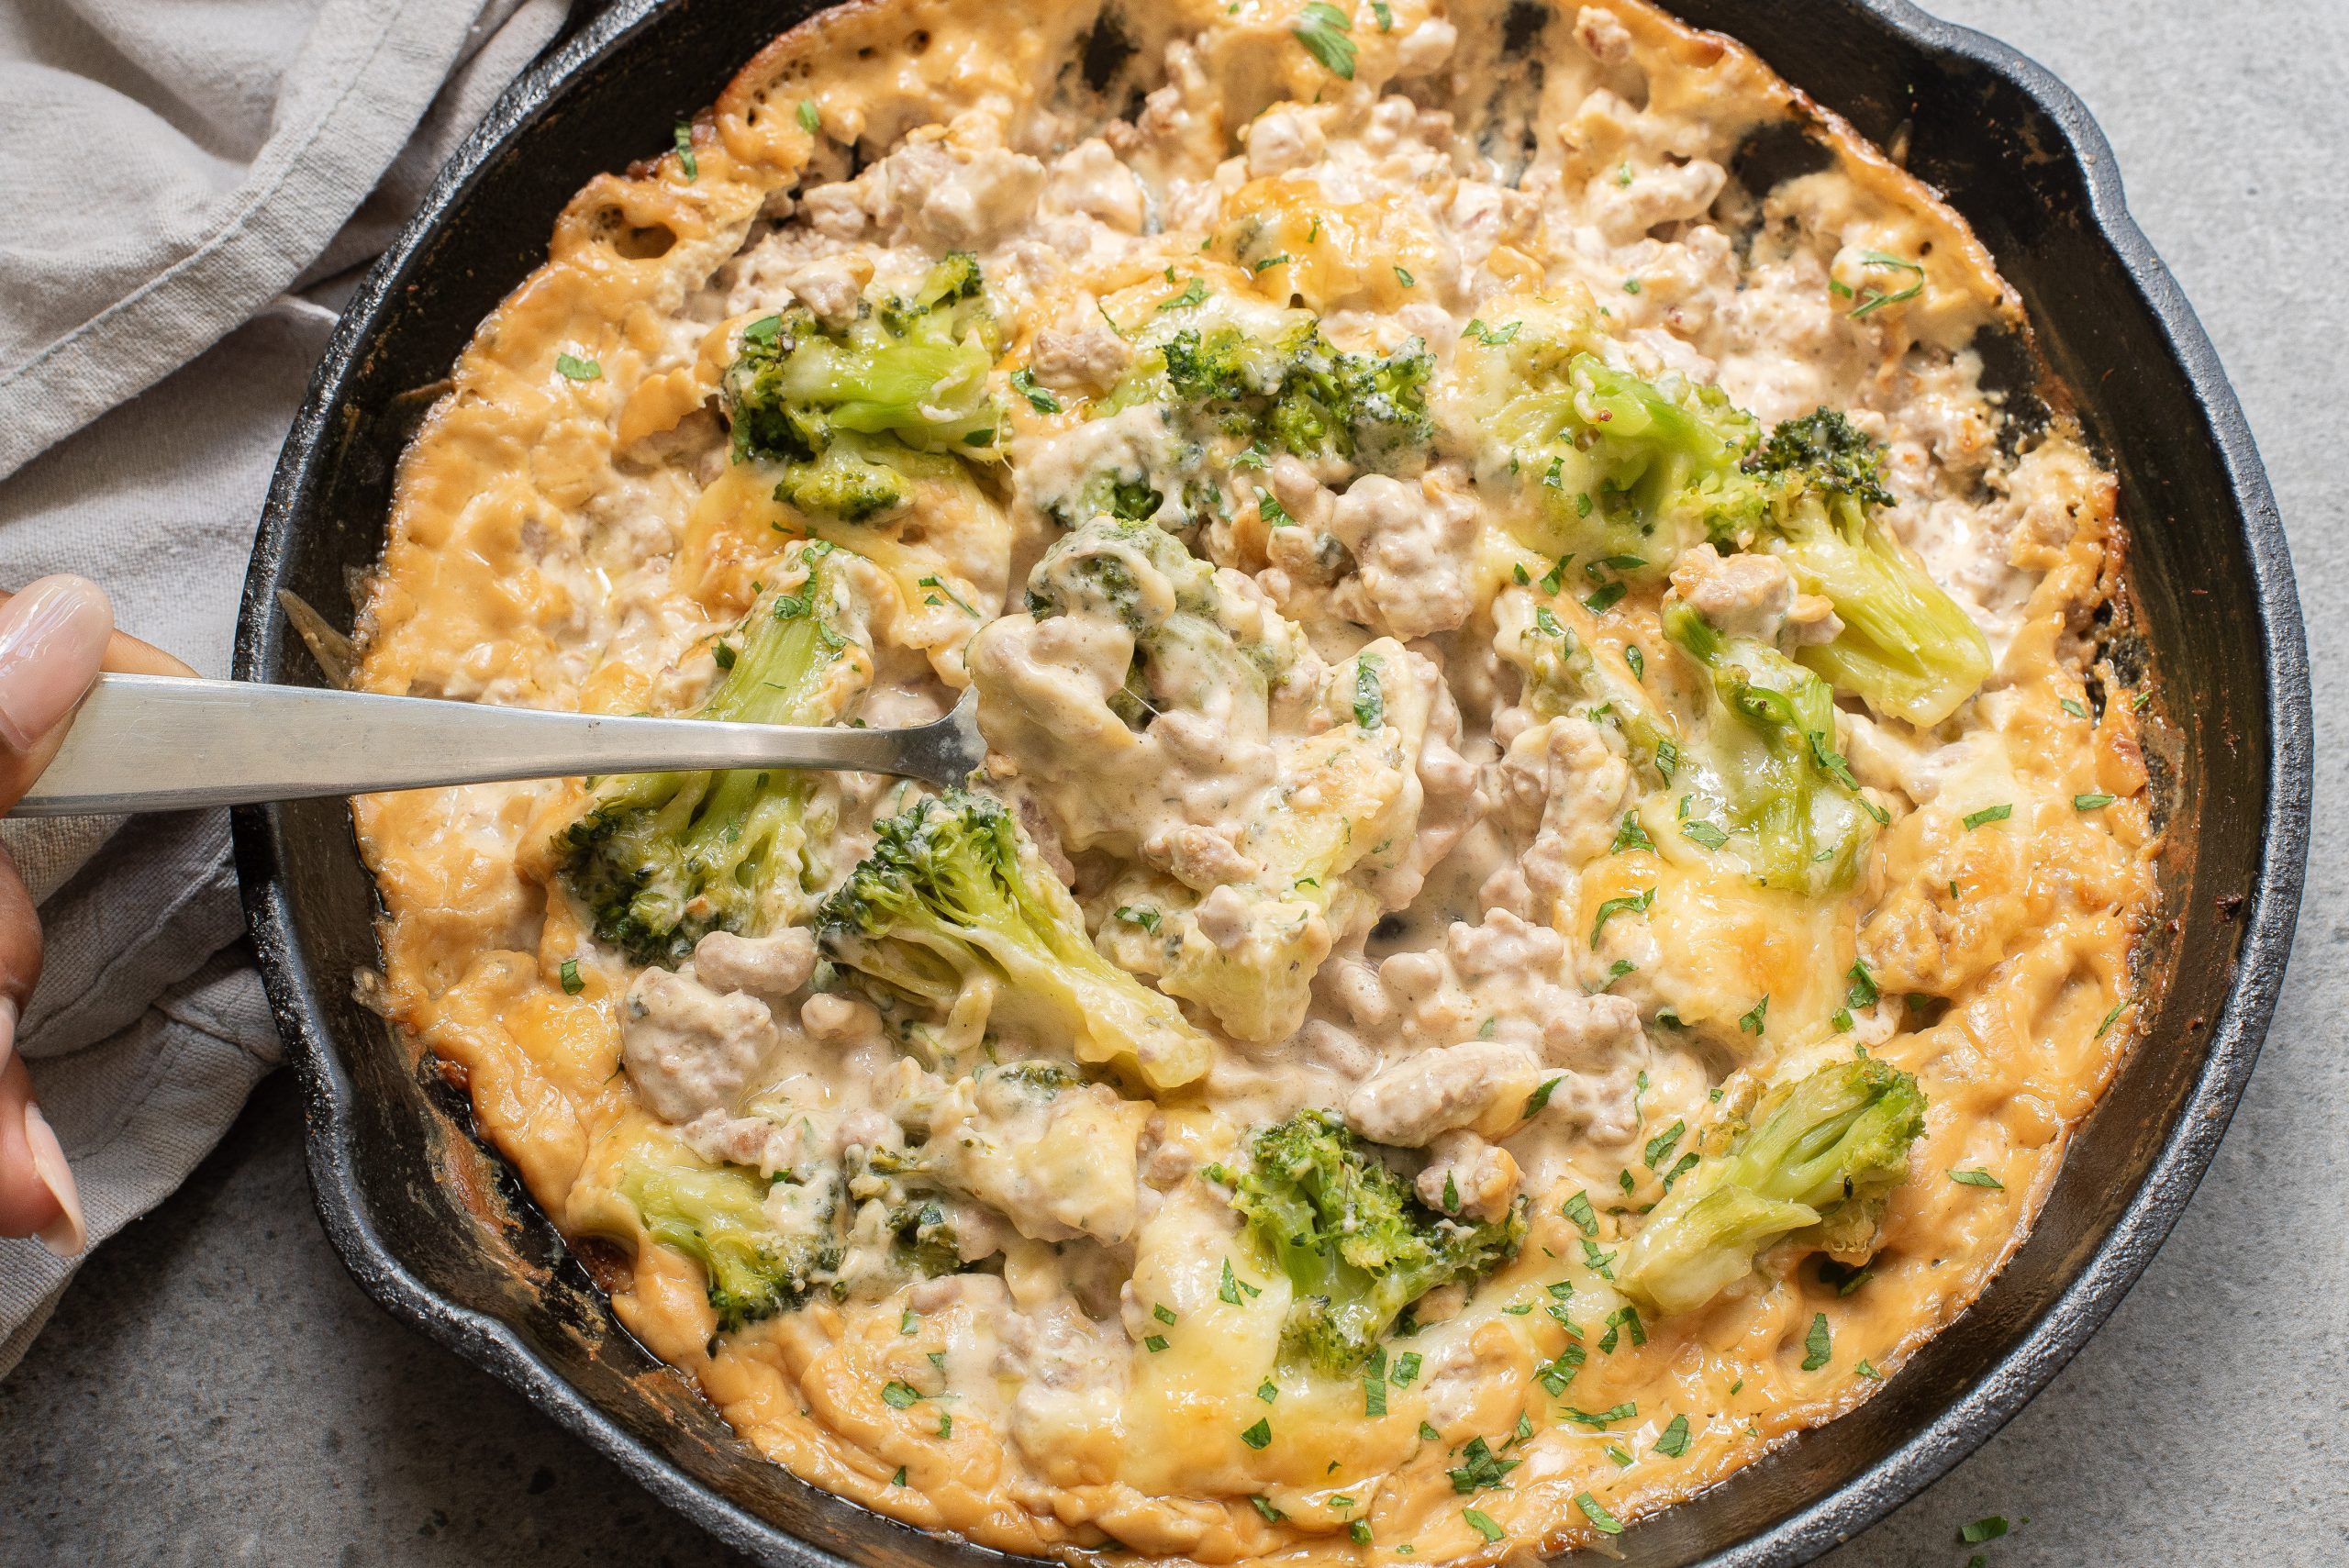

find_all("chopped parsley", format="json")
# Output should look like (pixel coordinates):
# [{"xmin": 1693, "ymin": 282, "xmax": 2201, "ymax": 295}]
[
  {"xmin": 1160, "ymin": 278, "xmax": 1208, "ymax": 312},
  {"xmin": 1589, "ymin": 887, "xmax": 1654, "ymax": 948},
  {"xmin": 554, "ymin": 352, "xmax": 601, "ymax": 381},
  {"xmin": 1680, "ymin": 818, "xmax": 1729, "ymax": 851},
  {"xmin": 1847, "ymin": 250, "xmax": 1926, "ymax": 318},
  {"xmin": 1598, "ymin": 1307, "xmax": 1644, "ymax": 1354},
  {"xmin": 1583, "ymin": 580, "xmax": 1628, "ymax": 615},
  {"xmin": 1293, "ymin": 1, "xmax": 1358, "ymax": 78},
  {"xmin": 1801, "ymin": 1312, "xmax": 1831, "ymax": 1371},
  {"xmin": 900, "ymin": 1308, "xmax": 919, "ymax": 1334},
  {"xmin": 1462, "ymin": 1508, "xmax": 1505, "ymax": 1542},
  {"xmin": 1535, "ymin": 1343, "xmax": 1584, "ymax": 1396},
  {"xmin": 559, "ymin": 958, "xmax": 584, "ymax": 995},
  {"xmin": 2075, "ymin": 792, "xmax": 2116, "ymax": 811},
  {"xmin": 1393, "ymin": 264, "xmax": 1414, "ymax": 286},
  {"xmin": 1949, "ymin": 1168, "xmax": 2005, "ymax": 1189},
  {"xmin": 1959, "ymin": 1517, "xmax": 2009, "ymax": 1544},
  {"xmin": 1354, "ymin": 656, "xmax": 1386, "ymax": 729},
  {"xmin": 1626, "ymin": 644, "xmax": 1645, "ymax": 681},
  {"xmin": 1448, "ymin": 1437, "xmax": 1520, "ymax": 1494},
  {"xmin": 1392, "ymin": 1352, "xmax": 1421, "ymax": 1386},
  {"xmin": 1524, "ymin": 1077, "xmax": 1564, "ymax": 1118},
  {"xmin": 918, "ymin": 574, "xmax": 975, "ymax": 616},
  {"xmin": 1739, "ymin": 995, "xmax": 1770, "ymax": 1035},
  {"xmin": 1251, "ymin": 1496, "xmax": 1284, "ymax": 1523},
  {"xmin": 881, "ymin": 1381, "xmax": 920, "ymax": 1408},
  {"xmin": 1153, "ymin": 1303, "xmax": 1177, "ymax": 1325},
  {"xmin": 673, "ymin": 120, "xmax": 697, "ymax": 181},
  {"xmin": 796, "ymin": 100, "xmax": 821, "ymax": 135},
  {"xmin": 1143, "ymin": 1335, "xmax": 1169, "ymax": 1352},
  {"xmin": 1113, "ymin": 905, "xmax": 1162, "ymax": 932},
  {"xmin": 1574, "ymin": 1493, "xmax": 1622, "ymax": 1537},
  {"xmin": 1464, "ymin": 318, "xmax": 1521, "ymax": 345},
  {"xmin": 2061, "ymin": 696, "xmax": 2088, "ymax": 717},
  {"xmin": 1653, "ymin": 1414, "xmax": 1691, "ymax": 1458},
  {"xmin": 1962, "ymin": 803, "xmax": 2014, "ymax": 829},
  {"xmin": 1364, "ymin": 1376, "xmax": 1387, "ymax": 1417},
  {"xmin": 1350, "ymin": 1520, "xmax": 1374, "ymax": 1546},
  {"xmin": 1240, "ymin": 1418, "xmax": 1273, "ymax": 1450},
  {"xmin": 1370, "ymin": 0, "xmax": 1393, "ymax": 27},
  {"xmin": 1562, "ymin": 1403, "xmax": 1635, "ymax": 1429},
  {"xmin": 1563, "ymin": 1191, "xmax": 1598, "ymax": 1236},
  {"xmin": 1009, "ymin": 367, "xmax": 1061, "ymax": 414}
]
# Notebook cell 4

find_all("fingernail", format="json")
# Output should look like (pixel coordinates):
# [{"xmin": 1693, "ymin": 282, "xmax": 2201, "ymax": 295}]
[
  {"xmin": 24, "ymin": 1104, "xmax": 85, "ymax": 1258},
  {"xmin": 0, "ymin": 575, "xmax": 112, "ymax": 753},
  {"xmin": 0, "ymin": 999, "xmax": 14, "ymax": 1078}
]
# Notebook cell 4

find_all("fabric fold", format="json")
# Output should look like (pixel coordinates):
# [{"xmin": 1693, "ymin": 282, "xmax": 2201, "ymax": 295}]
[{"xmin": 0, "ymin": 0, "xmax": 570, "ymax": 1373}]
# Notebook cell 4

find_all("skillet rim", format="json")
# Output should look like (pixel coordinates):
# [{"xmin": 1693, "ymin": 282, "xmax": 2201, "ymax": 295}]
[{"xmin": 230, "ymin": 1, "xmax": 2313, "ymax": 1562}]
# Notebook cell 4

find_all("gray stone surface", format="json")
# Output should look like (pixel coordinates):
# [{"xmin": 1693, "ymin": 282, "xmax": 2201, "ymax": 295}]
[{"xmin": 3, "ymin": 1, "xmax": 2344, "ymax": 1563}]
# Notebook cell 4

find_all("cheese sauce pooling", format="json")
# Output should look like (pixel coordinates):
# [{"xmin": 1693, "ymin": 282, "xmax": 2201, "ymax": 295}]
[{"xmin": 351, "ymin": 1, "xmax": 2158, "ymax": 1560}]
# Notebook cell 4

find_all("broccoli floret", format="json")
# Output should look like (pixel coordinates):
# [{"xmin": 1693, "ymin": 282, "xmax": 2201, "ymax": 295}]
[
  {"xmin": 1742, "ymin": 408, "xmax": 1990, "ymax": 726},
  {"xmin": 1453, "ymin": 298, "xmax": 1762, "ymax": 566},
  {"xmin": 620, "ymin": 1155, "xmax": 840, "ymax": 1330},
  {"xmin": 1663, "ymin": 601, "xmax": 1878, "ymax": 896},
  {"xmin": 723, "ymin": 252, "xmax": 1003, "ymax": 522},
  {"xmin": 555, "ymin": 543, "xmax": 873, "ymax": 964},
  {"xmin": 1111, "ymin": 308, "xmax": 1435, "ymax": 475},
  {"xmin": 1026, "ymin": 513, "xmax": 1305, "ymax": 709},
  {"xmin": 1226, "ymin": 1109, "xmax": 1526, "ymax": 1375},
  {"xmin": 1618, "ymin": 1059, "xmax": 1924, "ymax": 1317},
  {"xmin": 816, "ymin": 788, "xmax": 1216, "ymax": 1092},
  {"xmin": 885, "ymin": 1195, "xmax": 965, "ymax": 1277}
]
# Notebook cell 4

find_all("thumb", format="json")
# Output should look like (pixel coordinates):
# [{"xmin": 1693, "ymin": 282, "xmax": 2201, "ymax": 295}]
[{"xmin": 0, "ymin": 577, "xmax": 191, "ymax": 816}]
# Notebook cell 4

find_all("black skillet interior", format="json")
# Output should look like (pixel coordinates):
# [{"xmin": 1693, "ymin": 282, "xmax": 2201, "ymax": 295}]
[{"xmin": 231, "ymin": 2, "xmax": 2310, "ymax": 1564}]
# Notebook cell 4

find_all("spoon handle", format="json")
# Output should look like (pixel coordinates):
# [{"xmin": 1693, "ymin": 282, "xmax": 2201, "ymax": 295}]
[{"xmin": 10, "ymin": 675, "xmax": 981, "ymax": 817}]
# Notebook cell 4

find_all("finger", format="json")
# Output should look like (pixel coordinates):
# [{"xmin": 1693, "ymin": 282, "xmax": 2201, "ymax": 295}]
[
  {"xmin": 0, "ymin": 1048, "xmax": 82, "ymax": 1254},
  {"xmin": 0, "ymin": 843, "xmax": 67, "ymax": 1248},
  {"xmin": 0, "ymin": 576, "xmax": 117, "ymax": 816},
  {"xmin": 0, "ymin": 584, "xmax": 189, "ymax": 680}
]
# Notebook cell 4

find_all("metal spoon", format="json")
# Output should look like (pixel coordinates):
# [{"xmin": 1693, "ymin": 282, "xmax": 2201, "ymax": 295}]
[{"xmin": 9, "ymin": 674, "xmax": 985, "ymax": 817}]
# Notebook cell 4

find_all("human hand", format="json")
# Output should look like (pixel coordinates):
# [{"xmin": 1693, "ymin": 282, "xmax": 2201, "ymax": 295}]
[{"xmin": 0, "ymin": 576, "xmax": 192, "ymax": 1256}]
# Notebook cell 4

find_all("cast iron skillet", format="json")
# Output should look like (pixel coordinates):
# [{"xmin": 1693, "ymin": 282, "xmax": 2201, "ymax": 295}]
[{"xmin": 231, "ymin": 2, "xmax": 2311, "ymax": 1562}]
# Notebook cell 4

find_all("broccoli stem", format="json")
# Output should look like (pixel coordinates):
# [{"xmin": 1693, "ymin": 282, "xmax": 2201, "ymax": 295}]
[
  {"xmin": 1742, "ymin": 408, "xmax": 1991, "ymax": 726},
  {"xmin": 1618, "ymin": 1060, "xmax": 1924, "ymax": 1317},
  {"xmin": 556, "ymin": 543, "xmax": 872, "ymax": 963},
  {"xmin": 817, "ymin": 789, "xmax": 1216, "ymax": 1092},
  {"xmin": 619, "ymin": 1151, "xmax": 838, "ymax": 1330},
  {"xmin": 1663, "ymin": 602, "xmax": 1876, "ymax": 895}
]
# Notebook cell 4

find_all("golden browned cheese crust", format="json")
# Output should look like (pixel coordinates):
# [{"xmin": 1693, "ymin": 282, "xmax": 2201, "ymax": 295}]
[{"xmin": 351, "ymin": 1, "xmax": 2158, "ymax": 1560}]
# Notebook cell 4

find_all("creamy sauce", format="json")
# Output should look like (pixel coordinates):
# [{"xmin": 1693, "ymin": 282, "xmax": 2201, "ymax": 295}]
[{"xmin": 350, "ymin": 1, "xmax": 2158, "ymax": 1560}]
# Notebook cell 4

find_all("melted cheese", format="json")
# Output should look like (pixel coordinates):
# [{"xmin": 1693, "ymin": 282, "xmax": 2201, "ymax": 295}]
[{"xmin": 350, "ymin": 0, "xmax": 2159, "ymax": 1560}]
